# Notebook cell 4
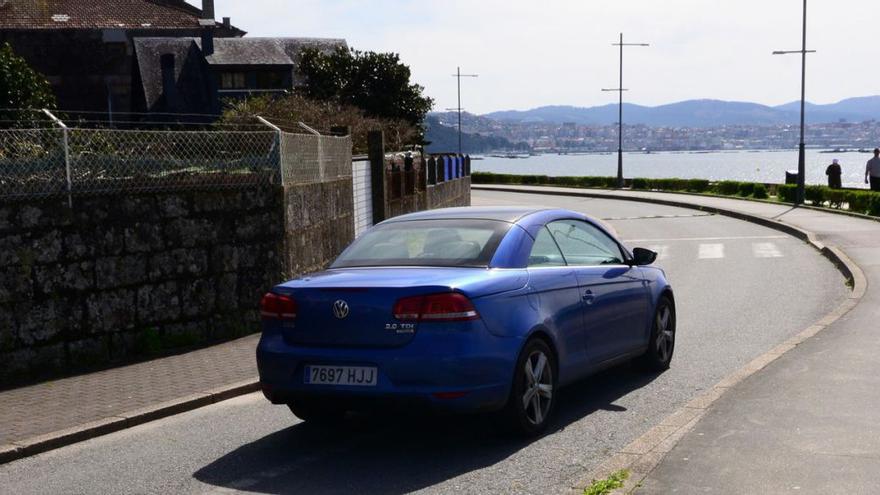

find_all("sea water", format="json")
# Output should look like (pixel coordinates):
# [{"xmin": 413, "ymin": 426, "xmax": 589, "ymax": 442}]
[{"xmin": 473, "ymin": 149, "xmax": 876, "ymax": 189}]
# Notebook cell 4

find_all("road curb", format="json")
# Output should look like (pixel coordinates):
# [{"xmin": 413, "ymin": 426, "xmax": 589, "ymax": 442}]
[
  {"xmin": 0, "ymin": 378, "xmax": 259, "ymax": 466},
  {"xmin": 470, "ymin": 185, "xmax": 867, "ymax": 494}
]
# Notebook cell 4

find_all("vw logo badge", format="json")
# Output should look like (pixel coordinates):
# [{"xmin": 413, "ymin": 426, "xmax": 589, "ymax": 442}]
[{"xmin": 332, "ymin": 300, "xmax": 350, "ymax": 319}]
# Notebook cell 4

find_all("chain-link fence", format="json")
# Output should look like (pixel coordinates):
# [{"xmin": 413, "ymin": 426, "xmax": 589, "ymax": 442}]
[
  {"xmin": 68, "ymin": 129, "xmax": 280, "ymax": 193},
  {"xmin": 279, "ymin": 131, "xmax": 352, "ymax": 185},
  {"xmin": 0, "ymin": 121, "xmax": 353, "ymax": 200},
  {"xmin": 0, "ymin": 128, "xmax": 68, "ymax": 198}
]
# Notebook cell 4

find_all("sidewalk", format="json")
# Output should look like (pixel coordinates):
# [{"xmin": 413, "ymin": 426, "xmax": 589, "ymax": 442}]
[
  {"xmin": 477, "ymin": 185, "xmax": 880, "ymax": 494},
  {"xmin": 0, "ymin": 334, "xmax": 259, "ymax": 463}
]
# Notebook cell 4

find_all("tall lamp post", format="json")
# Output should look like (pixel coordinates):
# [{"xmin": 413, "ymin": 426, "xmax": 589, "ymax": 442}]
[
  {"xmin": 603, "ymin": 33, "xmax": 649, "ymax": 188},
  {"xmin": 447, "ymin": 67, "xmax": 478, "ymax": 155},
  {"xmin": 773, "ymin": 0, "xmax": 815, "ymax": 205}
]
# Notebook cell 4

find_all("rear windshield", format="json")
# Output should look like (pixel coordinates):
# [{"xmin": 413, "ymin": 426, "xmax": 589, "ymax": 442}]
[{"xmin": 332, "ymin": 219, "xmax": 511, "ymax": 268}]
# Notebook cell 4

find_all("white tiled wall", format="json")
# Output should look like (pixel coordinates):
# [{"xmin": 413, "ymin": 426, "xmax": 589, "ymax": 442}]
[{"xmin": 352, "ymin": 160, "xmax": 373, "ymax": 238}]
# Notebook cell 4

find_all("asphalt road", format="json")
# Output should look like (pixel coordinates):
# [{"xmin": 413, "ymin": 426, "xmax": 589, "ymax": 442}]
[{"xmin": 0, "ymin": 190, "xmax": 850, "ymax": 495}]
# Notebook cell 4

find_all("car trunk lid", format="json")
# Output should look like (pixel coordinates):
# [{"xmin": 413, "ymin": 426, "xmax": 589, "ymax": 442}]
[{"xmin": 274, "ymin": 267, "xmax": 526, "ymax": 348}]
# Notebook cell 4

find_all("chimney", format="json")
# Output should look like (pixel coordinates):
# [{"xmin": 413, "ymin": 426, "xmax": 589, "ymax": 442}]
[
  {"xmin": 201, "ymin": 28, "xmax": 214, "ymax": 56},
  {"xmin": 201, "ymin": 0, "xmax": 215, "ymax": 21},
  {"xmin": 222, "ymin": 17, "xmax": 231, "ymax": 30},
  {"xmin": 200, "ymin": 0, "xmax": 215, "ymax": 56}
]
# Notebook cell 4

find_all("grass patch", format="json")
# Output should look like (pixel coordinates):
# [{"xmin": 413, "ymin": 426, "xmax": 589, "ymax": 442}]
[{"xmin": 584, "ymin": 469, "xmax": 630, "ymax": 495}]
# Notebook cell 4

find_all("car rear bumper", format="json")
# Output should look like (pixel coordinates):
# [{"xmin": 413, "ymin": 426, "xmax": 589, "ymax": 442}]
[{"xmin": 256, "ymin": 326, "xmax": 522, "ymax": 413}]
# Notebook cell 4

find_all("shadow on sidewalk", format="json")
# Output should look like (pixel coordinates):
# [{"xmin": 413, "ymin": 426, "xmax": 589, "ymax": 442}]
[{"xmin": 193, "ymin": 364, "xmax": 660, "ymax": 494}]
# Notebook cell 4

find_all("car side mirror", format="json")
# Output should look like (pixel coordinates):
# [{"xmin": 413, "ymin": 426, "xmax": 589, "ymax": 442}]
[{"xmin": 632, "ymin": 247, "xmax": 657, "ymax": 266}]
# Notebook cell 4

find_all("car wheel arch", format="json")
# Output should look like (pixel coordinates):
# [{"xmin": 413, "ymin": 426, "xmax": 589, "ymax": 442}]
[
  {"xmin": 522, "ymin": 327, "xmax": 561, "ymax": 378},
  {"xmin": 660, "ymin": 288, "xmax": 675, "ymax": 306}
]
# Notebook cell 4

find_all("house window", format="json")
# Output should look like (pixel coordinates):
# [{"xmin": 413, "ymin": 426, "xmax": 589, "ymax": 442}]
[
  {"xmin": 220, "ymin": 72, "xmax": 246, "ymax": 89},
  {"xmin": 255, "ymin": 70, "xmax": 286, "ymax": 89}
]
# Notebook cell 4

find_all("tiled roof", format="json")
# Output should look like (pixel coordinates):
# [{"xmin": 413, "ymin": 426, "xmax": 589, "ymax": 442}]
[
  {"xmin": 201, "ymin": 37, "xmax": 347, "ymax": 66},
  {"xmin": 0, "ymin": 0, "xmax": 240, "ymax": 31},
  {"xmin": 134, "ymin": 37, "xmax": 347, "ymax": 110}
]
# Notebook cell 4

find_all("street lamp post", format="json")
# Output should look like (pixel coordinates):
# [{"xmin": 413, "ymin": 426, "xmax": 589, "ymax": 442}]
[
  {"xmin": 446, "ymin": 67, "xmax": 478, "ymax": 155},
  {"xmin": 773, "ymin": 0, "xmax": 815, "ymax": 205},
  {"xmin": 602, "ymin": 33, "xmax": 649, "ymax": 188}
]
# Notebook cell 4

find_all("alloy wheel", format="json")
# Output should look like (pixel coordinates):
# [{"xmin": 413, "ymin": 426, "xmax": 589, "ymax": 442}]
[
  {"xmin": 521, "ymin": 350, "xmax": 553, "ymax": 426},
  {"xmin": 655, "ymin": 304, "xmax": 674, "ymax": 363}
]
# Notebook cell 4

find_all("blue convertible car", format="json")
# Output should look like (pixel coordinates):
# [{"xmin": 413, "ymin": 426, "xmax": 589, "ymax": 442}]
[{"xmin": 257, "ymin": 206, "xmax": 675, "ymax": 435}]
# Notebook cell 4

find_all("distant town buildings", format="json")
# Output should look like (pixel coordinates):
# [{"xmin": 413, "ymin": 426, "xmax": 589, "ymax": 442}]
[{"xmin": 433, "ymin": 113, "xmax": 880, "ymax": 152}]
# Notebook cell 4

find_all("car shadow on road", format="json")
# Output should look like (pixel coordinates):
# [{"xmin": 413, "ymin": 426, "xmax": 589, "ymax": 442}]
[{"xmin": 193, "ymin": 365, "xmax": 660, "ymax": 494}]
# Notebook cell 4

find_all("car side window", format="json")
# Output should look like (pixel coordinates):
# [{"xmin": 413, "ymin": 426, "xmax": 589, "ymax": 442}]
[
  {"xmin": 528, "ymin": 227, "xmax": 566, "ymax": 267},
  {"xmin": 546, "ymin": 219, "xmax": 625, "ymax": 266}
]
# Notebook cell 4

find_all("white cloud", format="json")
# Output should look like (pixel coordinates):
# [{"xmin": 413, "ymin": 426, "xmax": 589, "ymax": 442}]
[{"xmin": 212, "ymin": 0, "xmax": 880, "ymax": 114}]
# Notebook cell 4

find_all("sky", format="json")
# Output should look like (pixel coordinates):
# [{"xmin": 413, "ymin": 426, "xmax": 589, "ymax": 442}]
[{"xmin": 210, "ymin": 1, "xmax": 880, "ymax": 115}]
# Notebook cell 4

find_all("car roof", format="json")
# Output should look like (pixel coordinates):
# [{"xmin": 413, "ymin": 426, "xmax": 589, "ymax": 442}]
[
  {"xmin": 381, "ymin": 206, "xmax": 621, "ymax": 240},
  {"xmin": 383, "ymin": 206, "xmax": 553, "ymax": 224}
]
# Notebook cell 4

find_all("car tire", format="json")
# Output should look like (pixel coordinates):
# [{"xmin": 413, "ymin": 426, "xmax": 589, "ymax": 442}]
[
  {"xmin": 637, "ymin": 296, "xmax": 676, "ymax": 372},
  {"xmin": 503, "ymin": 337, "xmax": 557, "ymax": 437},
  {"xmin": 287, "ymin": 401, "xmax": 347, "ymax": 425}
]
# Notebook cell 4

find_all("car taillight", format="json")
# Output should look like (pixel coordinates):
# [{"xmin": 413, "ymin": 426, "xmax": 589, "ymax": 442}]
[
  {"xmin": 260, "ymin": 292, "xmax": 297, "ymax": 320},
  {"xmin": 393, "ymin": 293, "xmax": 479, "ymax": 322}
]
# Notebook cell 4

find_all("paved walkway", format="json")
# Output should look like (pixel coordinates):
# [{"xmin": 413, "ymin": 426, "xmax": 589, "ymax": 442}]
[
  {"xmin": 478, "ymin": 185, "xmax": 880, "ymax": 494},
  {"xmin": 0, "ymin": 334, "xmax": 258, "ymax": 447}
]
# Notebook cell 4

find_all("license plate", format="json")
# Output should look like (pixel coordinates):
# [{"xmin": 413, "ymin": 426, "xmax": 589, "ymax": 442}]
[{"xmin": 304, "ymin": 365, "xmax": 378, "ymax": 386}]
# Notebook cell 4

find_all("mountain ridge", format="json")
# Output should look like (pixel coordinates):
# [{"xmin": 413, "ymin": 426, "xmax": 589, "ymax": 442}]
[{"xmin": 478, "ymin": 96, "xmax": 880, "ymax": 127}]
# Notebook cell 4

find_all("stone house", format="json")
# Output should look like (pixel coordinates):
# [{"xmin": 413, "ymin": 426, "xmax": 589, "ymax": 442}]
[
  {"xmin": 0, "ymin": 0, "xmax": 244, "ymax": 114},
  {"xmin": 132, "ymin": 36, "xmax": 346, "ymax": 116}
]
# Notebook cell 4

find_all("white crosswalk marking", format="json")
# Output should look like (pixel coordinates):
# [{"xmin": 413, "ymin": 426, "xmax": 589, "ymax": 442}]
[
  {"xmin": 752, "ymin": 242, "xmax": 784, "ymax": 258},
  {"xmin": 648, "ymin": 245, "xmax": 669, "ymax": 260},
  {"xmin": 698, "ymin": 243, "xmax": 725, "ymax": 259}
]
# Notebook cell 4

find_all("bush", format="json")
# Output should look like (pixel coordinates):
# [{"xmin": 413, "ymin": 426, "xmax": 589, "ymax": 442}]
[
  {"xmin": 471, "ymin": 172, "xmax": 492, "ymax": 184},
  {"xmin": 0, "ymin": 42, "xmax": 57, "ymax": 127},
  {"xmin": 826, "ymin": 189, "xmax": 845, "ymax": 208},
  {"xmin": 554, "ymin": 176, "xmax": 579, "ymax": 186},
  {"xmin": 716, "ymin": 181, "xmax": 741, "ymax": 196},
  {"xmin": 777, "ymin": 184, "xmax": 797, "ymax": 203},
  {"xmin": 687, "ymin": 179, "xmax": 710, "ymax": 192},
  {"xmin": 631, "ymin": 178, "xmax": 650, "ymax": 190},
  {"xmin": 577, "ymin": 176, "xmax": 615, "ymax": 188},
  {"xmin": 753, "ymin": 183, "xmax": 768, "ymax": 199},
  {"xmin": 737, "ymin": 182, "xmax": 755, "ymax": 197},
  {"xmin": 220, "ymin": 94, "xmax": 418, "ymax": 154},
  {"xmin": 805, "ymin": 185, "xmax": 825, "ymax": 205},
  {"xmin": 869, "ymin": 194, "xmax": 880, "ymax": 216},
  {"xmin": 847, "ymin": 190, "xmax": 872, "ymax": 214}
]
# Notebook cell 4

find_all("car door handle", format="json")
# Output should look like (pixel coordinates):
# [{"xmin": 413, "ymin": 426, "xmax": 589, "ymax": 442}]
[{"xmin": 582, "ymin": 290, "xmax": 595, "ymax": 305}]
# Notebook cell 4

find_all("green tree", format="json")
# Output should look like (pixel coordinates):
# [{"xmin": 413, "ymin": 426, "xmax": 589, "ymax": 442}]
[
  {"xmin": 0, "ymin": 42, "xmax": 56, "ymax": 125},
  {"xmin": 298, "ymin": 47, "xmax": 433, "ymax": 127}
]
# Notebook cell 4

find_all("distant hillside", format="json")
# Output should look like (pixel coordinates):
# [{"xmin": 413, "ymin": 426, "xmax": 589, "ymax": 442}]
[
  {"xmin": 423, "ymin": 116, "xmax": 527, "ymax": 154},
  {"xmin": 484, "ymin": 96, "xmax": 880, "ymax": 127}
]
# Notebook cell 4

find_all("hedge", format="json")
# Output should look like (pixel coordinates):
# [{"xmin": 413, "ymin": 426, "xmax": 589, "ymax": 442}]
[
  {"xmin": 470, "ymin": 172, "xmax": 880, "ymax": 216},
  {"xmin": 473, "ymin": 173, "xmax": 772, "ymax": 199},
  {"xmin": 774, "ymin": 184, "xmax": 880, "ymax": 215}
]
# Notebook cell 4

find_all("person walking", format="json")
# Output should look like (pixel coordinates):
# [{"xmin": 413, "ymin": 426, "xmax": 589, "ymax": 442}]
[
  {"xmin": 867, "ymin": 149, "xmax": 880, "ymax": 191},
  {"xmin": 826, "ymin": 158, "xmax": 842, "ymax": 189}
]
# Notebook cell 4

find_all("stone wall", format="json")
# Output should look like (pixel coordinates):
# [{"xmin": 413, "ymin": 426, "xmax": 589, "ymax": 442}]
[
  {"xmin": 0, "ymin": 178, "xmax": 355, "ymax": 384},
  {"xmin": 382, "ymin": 155, "xmax": 471, "ymax": 221},
  {"xmin": 281, "ymin": 177, "xmax": 355, "ymax": 278},
  {"xmin": 427, "ymin": 176, "xmax": 472, "ymax": 210}
]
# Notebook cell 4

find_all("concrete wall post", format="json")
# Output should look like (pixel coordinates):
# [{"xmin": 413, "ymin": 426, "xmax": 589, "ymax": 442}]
[{"xmin": 368, "ymin": 130, "xmax": 387, "ymax": 224}]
